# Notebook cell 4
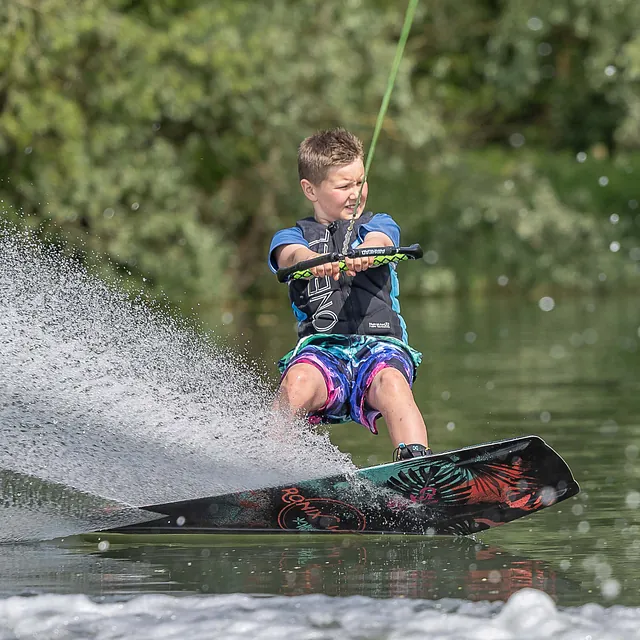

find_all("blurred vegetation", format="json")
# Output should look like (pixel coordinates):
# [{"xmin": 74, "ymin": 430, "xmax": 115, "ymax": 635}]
[{"xmin": 1, "ymin": 0, "xmax": 640, "ymax": 306}]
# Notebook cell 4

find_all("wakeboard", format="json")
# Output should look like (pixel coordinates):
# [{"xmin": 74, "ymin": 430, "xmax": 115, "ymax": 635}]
[{"xmin": 104, "ymin": 436, "xmax": 579, "ymax": 536}]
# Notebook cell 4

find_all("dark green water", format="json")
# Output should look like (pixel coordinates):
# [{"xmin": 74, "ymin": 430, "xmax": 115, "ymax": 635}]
[
  {"xmin": 2, "ymin": 295, "xmax": 639, "ymax": 607},
  {"xmin": 204, "ymin": 293, "xmax": 640, "ymax": 605}
]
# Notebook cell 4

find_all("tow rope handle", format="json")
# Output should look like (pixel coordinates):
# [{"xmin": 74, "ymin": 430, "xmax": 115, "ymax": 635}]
[{"xmin": 276, "ymin": 244, "xmax": 423, "ymax": 283}]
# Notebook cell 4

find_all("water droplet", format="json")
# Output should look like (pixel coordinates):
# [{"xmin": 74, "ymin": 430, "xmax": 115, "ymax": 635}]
[
  {"xmin": 538, "ymin": 296, "xmax": 555, "ymax": 311},
  {"xmin": 103, "ymin": 208, "xmax": 115, "ymax": 219},
  {"xmin": 598, "ymin": 176, "xmax": 609, "ymax": 186},
  {"xmin": 601, "ymin": 579, "xmax": 621, "ymax": 600},
  {"xmin": 509, "ymin": 133, "xmax": 525, "ymax": 148},
  {"xmin": 609, "ymin": 213, "xmax": 619, "ymax": 224},
  {"xmin": 577, "ymin": 521, "xmax": 590, "ymax": 534},
  {"xmin": 441, "ymin": 391, "xmax": 450, "ymax": 401},
  {"xmin": 610, "ymin": 241, "xmax": 620, "ymax": 253},
  {"xmin": 221, "ymin": 312, "xmax": 234, "ymax": 325},
  {"xmin": 98, "ymin": 540, "xmax": 110, "ymax": 551},
  {"xmin": 527, "ymin": 16, "xmax": 544, "ymax": 31},
  {"xmin": 465, "ymin": 332, "xmax": 477, "ymax": 343},
  {"xmin": 576, "ymin": 151, "xmax": 587, "ymax": 163},
  {"xmin": 540, "ymin": 486, "xmax": 557, "ymax": 506},
  {"xmin": 497, "ymin": 275, "xmax": 509, "ymax": 286},
  {"xmin": 537, "ymin": 42, "xmax": 552, "ymax": 56},
  {"xmin": 446, "ymin": 421, "xmax": 455, "ymax": 432},
  {"xmin": 540, "ymin": 411, "xmax": 551, "ymax": 423},
  {"xmin": 24, "ymin": 147, "xmax": 33, "ymax": 155},
  {"xmin": 569, "ymin": 333, "xmax": 583, "ymax": 347},
  {"xmin": 131, "ymin": 202, "xmax": 140, "ymax": 211},
  {"xmin": 176, "ymin": 516, "xmax": 186, "ymax": 526},
  {"xmin": 625, "ymin": 444, "xmax": 639, "ymax": 460},
  {"xmin": 604, "ymin": 65, "xmax": 617, "ymax": 77},
  {"xmin": 626, "ymin": 491, "xmax": 640, "ymax": 509},
  {"xmin": 600, "ymin": 419, "xmax": 618, "ymax": 435},
  {"xmin": 424, "ymin": 250, "xmax": 438, "ymax": 265},
  {"xmin": 549, "ymin": 344, "xmax": 565, "ymax": 359},
  {"xmin": 488, "ymin": 570, "xmax": 502, "ymax": 584}
]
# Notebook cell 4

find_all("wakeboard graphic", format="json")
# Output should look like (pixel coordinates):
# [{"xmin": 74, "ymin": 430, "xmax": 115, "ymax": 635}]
[{"xmin": 104, "ymin": 436, "xmax": 579, "ymax": 536}]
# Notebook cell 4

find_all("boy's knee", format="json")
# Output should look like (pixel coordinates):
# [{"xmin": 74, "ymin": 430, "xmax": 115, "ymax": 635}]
[
  {"xmin": 370, "ymin": 367, "xmax": 409, "ymax": 398},
  {"xmin": 283, "ymin": 364, "xmax": 318, "ymax": 389},
  {"xmin": 279, "ymin": 364, "xmax": 327, "ymax": 411}
]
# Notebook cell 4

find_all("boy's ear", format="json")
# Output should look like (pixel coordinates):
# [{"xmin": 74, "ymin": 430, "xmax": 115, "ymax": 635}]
[{"xmin": 300, "ymin": 179, "xmax": 318, "ymax": 202}]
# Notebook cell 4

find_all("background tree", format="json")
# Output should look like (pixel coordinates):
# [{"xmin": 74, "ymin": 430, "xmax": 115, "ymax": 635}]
[{"xmin": 1, "ymin": 0, "xmax": 639, "ymax": 305}]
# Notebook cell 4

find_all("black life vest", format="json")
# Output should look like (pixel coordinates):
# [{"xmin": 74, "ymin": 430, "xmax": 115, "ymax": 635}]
[{"xmin": 288, "ymin": 213, "xmax": 407, "ymax": 340}]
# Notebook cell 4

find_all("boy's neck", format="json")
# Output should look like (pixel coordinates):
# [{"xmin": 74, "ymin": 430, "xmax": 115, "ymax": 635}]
[{"xmin": 313, "ymin": 211, "xmax": 362, "ymax": 225}]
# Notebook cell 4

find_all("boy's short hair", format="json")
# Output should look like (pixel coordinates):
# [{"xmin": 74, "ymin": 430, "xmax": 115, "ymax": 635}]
[{"xmin": 298, "ymin": 128, "xmax": 364, "ymax": 185}]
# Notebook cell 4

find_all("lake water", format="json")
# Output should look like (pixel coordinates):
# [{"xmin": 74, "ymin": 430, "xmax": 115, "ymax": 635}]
[{"xmin": 1, "ymin": 292, "xmax": 639, "ymax": 639}]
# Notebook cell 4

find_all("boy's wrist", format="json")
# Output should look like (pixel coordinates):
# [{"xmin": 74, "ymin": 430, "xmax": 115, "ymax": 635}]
[{"xmin": 359, "ymin": 232, "xmax": 394, "ymax": 249}]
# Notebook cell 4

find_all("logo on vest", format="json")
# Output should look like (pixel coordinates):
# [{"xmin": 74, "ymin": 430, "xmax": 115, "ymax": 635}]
[
  {"xmin": 308, "ymin": 276, "xmax": 338, "ymax": 332},
  {"xmin": 307, "ymin": 229, "xmax": 338, "ymax": 332},
  {"xmin": 368, "ymin": 321, "xmax": 391, "ymax": 330}
]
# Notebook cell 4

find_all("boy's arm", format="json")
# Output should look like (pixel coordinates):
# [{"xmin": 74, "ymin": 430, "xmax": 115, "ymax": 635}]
[
  {"xmin": 356, "ymin": 231, "xmax": 394, "ymax": 249},
  {"xmin": 357, "ymin": 213, "xmax": 400, "ymax": 248},
  {"xmin": 269, "ymin": 227, "xmax": 314, "ymax": 272},
  {"xmin": 343, "ymin": 215, "xmax": 399, "ymax": 275},
  {"xmin": 273, "ymin": 244, "xmax": 316, "ymax": 269}
]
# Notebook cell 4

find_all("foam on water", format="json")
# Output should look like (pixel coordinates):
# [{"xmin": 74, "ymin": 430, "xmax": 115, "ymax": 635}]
[
  {"xmin": 0, "ymin": 589, "xmax": 636, "ymax": 640},
  {"xmin": 0, "ymin": 220, "xmax": 352, "ymax": 533}
]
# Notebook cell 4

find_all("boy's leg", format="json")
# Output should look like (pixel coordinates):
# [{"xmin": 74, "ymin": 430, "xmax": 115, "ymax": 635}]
[
  {"xmin": 350, "ymin": 340, "xmax": 429, "ymax": 449},
  {"xmin": 365, "ymin": 368, "xmax": 429, "ymax": 448},
  {"xmin": 274, "ymin": 363, "xmax": 328, "ymax": 417},
  {"xmin": 274, "ymin": 346, "xmax": 350, "ymax": 424}
]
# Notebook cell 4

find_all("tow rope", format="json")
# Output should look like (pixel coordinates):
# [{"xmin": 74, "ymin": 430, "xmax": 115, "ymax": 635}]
[{"xmin": 341, "ymin": 0, "xmax": 420, "ymax": 254}]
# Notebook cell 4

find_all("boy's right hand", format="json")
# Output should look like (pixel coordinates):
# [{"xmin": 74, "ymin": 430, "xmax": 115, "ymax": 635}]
[{"xmin": 309, "ymin": 259, "xmax": 342, "ymax": 281}]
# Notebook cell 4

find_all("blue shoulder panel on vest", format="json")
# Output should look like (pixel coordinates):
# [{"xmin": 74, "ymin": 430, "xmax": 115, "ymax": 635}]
[{"xmin": 268, "ymin": 227, "xmax": 309, "ymax": 273}]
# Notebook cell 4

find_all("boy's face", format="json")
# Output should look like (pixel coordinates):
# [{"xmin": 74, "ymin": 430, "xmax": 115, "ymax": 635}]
[{"xmin": 301, "ymin": 159, "xmax": 368, "ymax": 224}]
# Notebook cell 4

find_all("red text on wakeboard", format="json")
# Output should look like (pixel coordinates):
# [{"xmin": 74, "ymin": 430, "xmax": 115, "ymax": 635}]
[{"xmin": 277, "ymin": 487, "xmax": 367, "ymax": 532}]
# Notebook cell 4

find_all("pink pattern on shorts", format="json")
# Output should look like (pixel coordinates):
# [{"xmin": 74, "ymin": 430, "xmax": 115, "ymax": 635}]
[{"xmin": 286, "ymin": 354, "xmax": 345, "ymax": 424}]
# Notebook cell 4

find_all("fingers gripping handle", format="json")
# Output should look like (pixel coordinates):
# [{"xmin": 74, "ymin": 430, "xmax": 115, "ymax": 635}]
[{"xmin": 276, "ymin": 244, "xmax": 423, "ymax": 283}]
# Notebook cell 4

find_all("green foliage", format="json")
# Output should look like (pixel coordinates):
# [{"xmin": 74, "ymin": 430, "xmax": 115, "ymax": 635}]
[
  {"xmin": 383, "ymin": 149, "xmax": 640, "ymax": 296},
  {"xmin": 1, "ymin": 0, "xmax": 639, "ymax": 306}
]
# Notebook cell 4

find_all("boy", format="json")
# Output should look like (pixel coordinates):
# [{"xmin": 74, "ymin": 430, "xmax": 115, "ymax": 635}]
[{"xmin": 268, "ymin": 128, "xmax": 430, "ymax": 461}]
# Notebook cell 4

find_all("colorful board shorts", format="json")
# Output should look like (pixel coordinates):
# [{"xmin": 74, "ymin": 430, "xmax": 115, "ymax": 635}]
[{"xmin": 278, "ymin": 335, "xmax": 422, "ymax": 434}]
